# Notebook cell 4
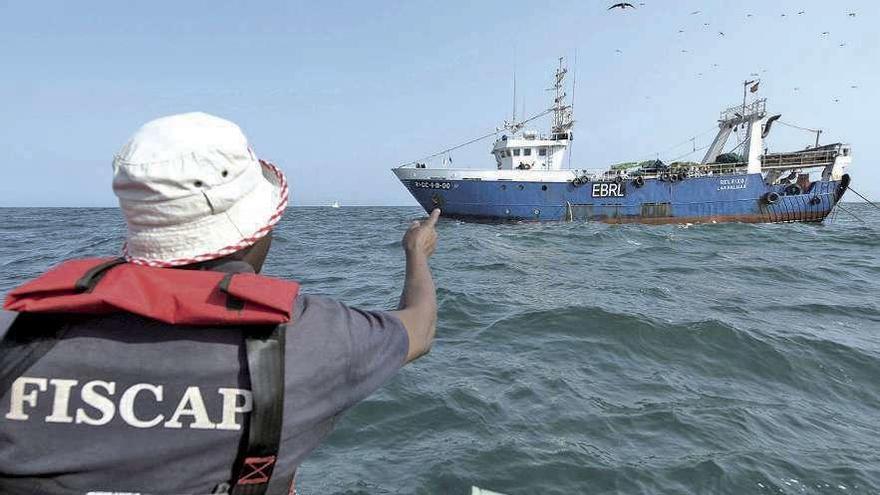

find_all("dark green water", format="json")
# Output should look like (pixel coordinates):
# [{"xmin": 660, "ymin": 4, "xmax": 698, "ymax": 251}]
[{"xmin": 1, "ymin": 206, "xmax": 878, "ymax": 494}]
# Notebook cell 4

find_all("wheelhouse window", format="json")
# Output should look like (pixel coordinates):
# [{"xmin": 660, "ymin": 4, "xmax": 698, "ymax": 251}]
[
  {"xmin": 538, "ymin": 148, "xmax": 547, "ymax": 156},
  {"xmin": 524, "ymin": 148, "xmax": 532, "ymax": 156},
  {"xmin": 513, "ymin": 149, "xmax": 521, "ymax": 156}
]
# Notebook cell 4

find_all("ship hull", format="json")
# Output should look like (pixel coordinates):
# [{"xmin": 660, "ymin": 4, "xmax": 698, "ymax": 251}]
[{"xmin": 394, "ymin": 171, "xmax": 849, "ymax": 224}]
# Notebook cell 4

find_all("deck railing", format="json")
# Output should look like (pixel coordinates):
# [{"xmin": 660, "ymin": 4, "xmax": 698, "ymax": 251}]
[
  {"xmin": 761, "ymin": 147, "xmax": 840, "ymax": 170},
  {"xmin": 719, "ymin": 99, "xmax": 767, "ymax": 122}
]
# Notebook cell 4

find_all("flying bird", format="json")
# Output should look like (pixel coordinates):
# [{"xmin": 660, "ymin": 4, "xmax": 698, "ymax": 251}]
[
  {"xmin": 690, "ymin": 10, "xmax": 701, "ymax": 15},
  {"xmin": 794, "ymin": 87, "xmax": 800, "ymax": 91},
  {"xmin": 839, "ymin": 42, "xmax": 847, "ymax": 47},
  {"xmin": 833, "ymin": 98, "xmax": 840, "ymax": 103},
  {"xmin": 851, "ymin": 85, "xmax": 858, "ymax": 89},
  {"xmin": 678, "ymin": 29, "xmax": 685, "ymax": 33},
  {"xmin": 798, "ymin": 11, "xmax": 805, "ymax": 15},
  {"xmin": 712, "ymin": 63, "xmax": 719, "ymax": 68},
  {"xmin": 681, "ymin": 49, "xmax": 689, "ymax": 53},
  {"xmin": 781, "ymin": 13, "xmax": 786, "ymax": 17},
  {"xmin": 608, "ymin": 3, "xmax": 636, "ymax": 10},
  {"xmin": 847, "ymin": 12, "xmax": 856, "ymax": 17},
  {"xmin": 615, "ymin": 49, "xmax": 623, "ymax": 54},
  {"xmin": 718, "ymin": 31, "xmax": 725, "ymax": 36},
  {"xmin": 746, "ymin": 13, "xmax": 753, "ymax": 18},
  {"xmin": 703, "ymin": 22, "xmax": 710, "ymax": 26},
  {"xmin": 821, "ymin": 31, "xmax": 830, "ymax": 36}
]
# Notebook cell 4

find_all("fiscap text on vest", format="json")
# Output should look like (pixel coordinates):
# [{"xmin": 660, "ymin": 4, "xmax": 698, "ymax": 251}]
[{"xmin": 6, "ymin": 376, "xmax": 252, "ymax": 430}]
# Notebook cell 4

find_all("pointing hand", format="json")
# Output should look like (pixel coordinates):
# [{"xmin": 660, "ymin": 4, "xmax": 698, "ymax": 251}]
[{"xmin": 402, "ymin": 209, "xmax": 440, "ymax": 259}]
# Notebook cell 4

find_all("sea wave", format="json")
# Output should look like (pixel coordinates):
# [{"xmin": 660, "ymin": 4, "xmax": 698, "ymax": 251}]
[{"xmin": 1, "ymin": 205, "xmax": 879, "ymax": 494}]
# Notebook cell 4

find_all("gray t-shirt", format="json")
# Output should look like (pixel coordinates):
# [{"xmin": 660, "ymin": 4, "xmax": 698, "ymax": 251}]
[{"xmin": 0, "ymin": 264, "xmax": 409, "ymax": 495}]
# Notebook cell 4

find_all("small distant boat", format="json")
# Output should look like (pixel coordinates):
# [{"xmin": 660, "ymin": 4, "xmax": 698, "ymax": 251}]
[
  {"xmin": 331, "ymin": 201, "xmax": 340, "ymax": 208},
  {"xmin": 472, "ymin": 487, "xmax": 507, "ymax": 495}
]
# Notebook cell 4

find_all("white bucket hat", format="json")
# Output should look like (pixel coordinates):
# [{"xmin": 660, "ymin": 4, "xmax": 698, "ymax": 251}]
[{"xmin": 113, "ymin": 112, "xmax": 288, "ymax": 267}]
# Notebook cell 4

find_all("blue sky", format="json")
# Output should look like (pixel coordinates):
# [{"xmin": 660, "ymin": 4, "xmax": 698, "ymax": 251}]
[{"xmin": 1, "ymin": 0, "xmax": 876, "ymax": 206}]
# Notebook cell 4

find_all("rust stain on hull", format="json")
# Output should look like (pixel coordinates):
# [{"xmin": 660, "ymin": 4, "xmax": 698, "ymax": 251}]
[
  {"xmin": 443, "ymin": 209, "xmax": 833, "ymax": 225},
  {"xmin": 598, "ymin": 211, "xmax": 831, "ymax": 225}
]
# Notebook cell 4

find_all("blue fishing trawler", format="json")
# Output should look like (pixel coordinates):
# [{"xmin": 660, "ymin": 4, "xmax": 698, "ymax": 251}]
[{"xmin": 393, "ymin": 59, "xmax": 851, "ymax": 224}]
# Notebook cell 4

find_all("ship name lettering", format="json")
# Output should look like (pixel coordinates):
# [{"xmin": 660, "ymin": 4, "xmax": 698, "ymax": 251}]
[
  {"xmin": 591, "ymin": 182, "xmax": 625, "ymax": 198},
  {"xmin": 717, "ymin": 177, "xmax": 747, "ymax": 191}
]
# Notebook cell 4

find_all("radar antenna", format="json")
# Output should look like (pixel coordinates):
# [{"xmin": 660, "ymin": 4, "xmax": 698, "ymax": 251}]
[{"xmin": 550, "ymin": 57, "xmax": 574, "ymax": 139}]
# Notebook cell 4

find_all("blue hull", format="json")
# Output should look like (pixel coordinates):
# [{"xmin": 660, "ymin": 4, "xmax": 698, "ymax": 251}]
[{"xmin": 400, "ymin": 173, "xmax": 849, "ymax": 223}]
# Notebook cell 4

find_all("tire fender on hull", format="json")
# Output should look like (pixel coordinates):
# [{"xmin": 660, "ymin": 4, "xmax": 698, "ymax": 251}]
[{"xmin": 762, "ymin": 191, "xmax": 780, "ymax": 205}]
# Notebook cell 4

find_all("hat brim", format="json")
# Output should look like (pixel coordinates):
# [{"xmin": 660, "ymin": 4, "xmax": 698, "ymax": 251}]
[{"xmin": 123, "ymin": 160, "xmax": 288, "ymax": 267}]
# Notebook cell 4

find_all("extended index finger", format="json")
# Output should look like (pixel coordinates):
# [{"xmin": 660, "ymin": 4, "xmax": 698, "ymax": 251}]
[{"xmin": 425, "ymin": 208, "xmax": 441, "ymax": 227}]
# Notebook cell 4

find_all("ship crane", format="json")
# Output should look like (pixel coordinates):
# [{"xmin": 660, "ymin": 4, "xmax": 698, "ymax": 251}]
[{"xmin": 702, "ymin": 79, "xmax": 768, "ymax": 171}]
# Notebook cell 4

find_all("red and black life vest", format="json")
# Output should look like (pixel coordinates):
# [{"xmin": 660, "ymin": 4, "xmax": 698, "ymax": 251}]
[{"xmin": 1, "ymin": 257, "xmax": 300, "ymax": 495}]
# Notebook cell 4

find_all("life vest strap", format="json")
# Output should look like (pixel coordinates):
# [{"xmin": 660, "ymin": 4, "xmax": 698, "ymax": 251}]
[
  {"xmin": 0, "ymin": 313, "xmax": 65, "ymax": 401},
  {"xmin": 219, "ymin": 273, "xmax": 246, "ymax": 311},
  {"xmin": 74, "ymin": 257, "xmax": 127, "ymax": 293},
  {"xmin": 230, "ymin": 322, "xmax": 285, "ymax": 495}
]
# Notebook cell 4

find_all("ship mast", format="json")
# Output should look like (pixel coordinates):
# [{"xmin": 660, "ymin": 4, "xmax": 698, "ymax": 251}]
[
  {"xmin": 550, "ymin": 57, "xmax": 574, "ymax": 140},
  {"xmin": 512, "ymin": 64, "xmax": 517, "ymax": 126}
]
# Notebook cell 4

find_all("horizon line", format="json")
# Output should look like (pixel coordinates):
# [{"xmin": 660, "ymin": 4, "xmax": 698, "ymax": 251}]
[{"xmin": 0, "ymin": 204, "xmax": 422, "ymax": 209}]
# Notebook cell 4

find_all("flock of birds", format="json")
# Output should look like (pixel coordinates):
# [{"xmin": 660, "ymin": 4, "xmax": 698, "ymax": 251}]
[{"xmin": 605, "ymin": 3, "xmax": 860, "ymax": 103}]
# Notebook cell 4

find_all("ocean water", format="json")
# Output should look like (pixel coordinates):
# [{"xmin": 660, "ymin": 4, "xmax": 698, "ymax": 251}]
[{"xmin": 1, "ymin": 205, "xmax": 879, "ymax": 494}]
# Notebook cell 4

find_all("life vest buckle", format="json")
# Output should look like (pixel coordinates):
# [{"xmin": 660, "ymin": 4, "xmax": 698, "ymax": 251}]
[{"xmin": 236, "ymin": 455, "xmax": 277, "ymax": 485}]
